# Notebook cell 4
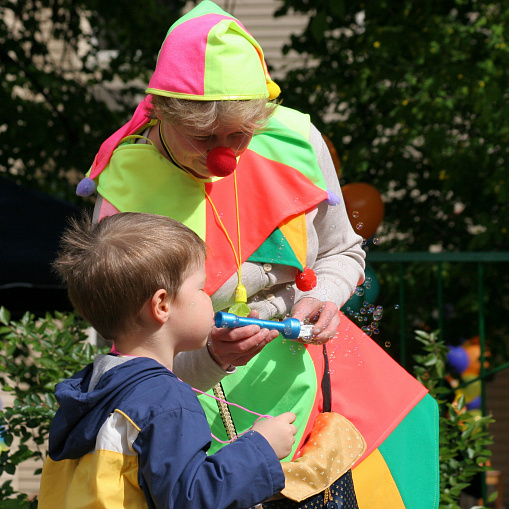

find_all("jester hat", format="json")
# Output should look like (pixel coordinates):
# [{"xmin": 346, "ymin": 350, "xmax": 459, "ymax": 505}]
[
  {"xmin": 147, "ymin": 0, "xmax": 280, "ymax": 101},
  {"xmin": 77, "ymin": 0, "xmax": 280, "ymax": 195}
]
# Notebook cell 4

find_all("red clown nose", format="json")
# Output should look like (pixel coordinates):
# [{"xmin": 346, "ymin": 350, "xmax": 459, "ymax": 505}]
[{"xmin": 206, "ymin": 147, "xmax": 237, "ymax": 177}]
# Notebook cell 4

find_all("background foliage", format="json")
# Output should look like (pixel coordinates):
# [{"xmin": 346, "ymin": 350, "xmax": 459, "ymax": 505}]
[
  {"xmin": 276, "ymin": 0, "xmax": 509, "ymax": 252},
  {"xmin": 0, "ymin": 0, "xmax": 186, "ymax": 202},
  {"xmin": 413, "ymin": 329, "xmax": 495, "ymax": 509},
  {"xmin": 274, "ymin": 0, "xmax": 509, "ymax": 362},
  {"xmin": 0, "ymin": 308, "xmax": 107, "ymax": 507}
]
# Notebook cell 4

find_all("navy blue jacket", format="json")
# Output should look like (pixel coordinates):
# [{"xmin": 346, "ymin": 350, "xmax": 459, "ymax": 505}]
[{"xmin": 39, "ymin": 355, "xmax": 284, "ymax": 509}]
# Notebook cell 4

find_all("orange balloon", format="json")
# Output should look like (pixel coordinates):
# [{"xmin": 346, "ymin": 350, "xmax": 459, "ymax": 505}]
[
  {"xmin": 342, "ymin": 183, "xmax": 385, "ymax": 238},
  {"xmin": 463, "ymin": 344, "xmax": 481, "ymax": 375}
]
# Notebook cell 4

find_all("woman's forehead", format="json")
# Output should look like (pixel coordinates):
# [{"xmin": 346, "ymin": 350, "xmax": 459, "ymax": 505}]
[{"xmin": 178, "ymin": 122, "xmax": 250, "ymax": 137}]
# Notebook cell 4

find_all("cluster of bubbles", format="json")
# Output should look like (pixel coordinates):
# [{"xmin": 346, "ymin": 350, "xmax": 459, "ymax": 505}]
[
  {"xmin": 357, "ymin": 277, "xmax": 374, "ymax": 294},
  {"xmin": 326, "ymin": 323, "xmax": 364, "ymax": 373},
  {"xmin": 284, "ymin": 341, "xmax": 305, "ymax": 355},
  {"xmin": 343, "ymin": 301, "xmax": 384, "ymax": 337}
]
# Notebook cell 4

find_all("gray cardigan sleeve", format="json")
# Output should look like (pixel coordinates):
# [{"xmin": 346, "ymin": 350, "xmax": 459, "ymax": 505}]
[{"xmin": 293, "ymin": 124, "xmax": 366, "ymax": 306}]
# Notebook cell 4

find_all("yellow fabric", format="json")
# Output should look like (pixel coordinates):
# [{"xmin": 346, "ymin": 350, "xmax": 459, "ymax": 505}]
[
  {"xmin": 279, "ymin": 213, "xmax": 307, "ymax": 268},
  {"xmin": 352, "ymin": 448, "xmax": 406, "ymax": 509},
  {"xmin": 281, "ymin": 412, "xmax": 366, "ymax": 502},
  {"xmin": 38, "ymin": 451, "xmax": 147, "ymax": 509}
]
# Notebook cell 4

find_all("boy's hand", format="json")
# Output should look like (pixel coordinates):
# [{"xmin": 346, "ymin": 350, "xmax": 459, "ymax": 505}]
[
  {"xmin": 208, "ymin": 310, "xmax": 279, "ymax": 369},
  {"xmin": 252, "ymin": 412, "xmax": 297, "ymax": 460}
]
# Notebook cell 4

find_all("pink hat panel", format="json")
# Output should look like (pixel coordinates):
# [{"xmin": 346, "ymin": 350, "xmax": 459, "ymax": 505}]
[{"xmin": 147, "ymin": 14, "xmax": 235, "ymax": 96}]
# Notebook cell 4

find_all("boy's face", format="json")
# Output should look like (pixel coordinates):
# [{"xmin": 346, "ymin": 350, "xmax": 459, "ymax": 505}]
[{"xmin": 170, "ymin": 263, "xmax": 214, "ymax": 353}]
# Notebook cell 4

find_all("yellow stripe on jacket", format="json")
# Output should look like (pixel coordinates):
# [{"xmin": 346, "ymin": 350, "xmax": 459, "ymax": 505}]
[{"xmin": 38, "ymin": 411, "xmax": 147, "ymax": 509}]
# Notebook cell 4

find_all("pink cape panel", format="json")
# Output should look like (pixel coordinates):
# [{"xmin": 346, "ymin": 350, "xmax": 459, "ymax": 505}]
[
  {"xmin": 203, "ymin": 149, "xmax": 327, "ymax": 295},
  {"xmin": 294, "ymin": 313, "xmax": 428, "ymax": 464}
]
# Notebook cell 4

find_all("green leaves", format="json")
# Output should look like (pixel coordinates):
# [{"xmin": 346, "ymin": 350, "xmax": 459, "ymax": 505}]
[
  {"xmin": 413, "ymin": 329, "xmax": 495, "ymax": 508},
  {"xmin": 0, "ymin": 308, "xmax": 108, "ymax": 503},
  {"xmin": 278, "ymin": 0, "xmax": 509, "ymax": 251},
  {"xmin": 0, "ymin": 0, "xmax": 187, "ymax": 203}
]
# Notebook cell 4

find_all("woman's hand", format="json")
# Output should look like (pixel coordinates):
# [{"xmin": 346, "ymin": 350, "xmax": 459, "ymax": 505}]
[
  {"xmin": 291, "ymin": 297, "xmax": 339, "ymax": 344},
  {"xmin": 207, "ymin": 310, "xmax": 279, "ymax": 370}
]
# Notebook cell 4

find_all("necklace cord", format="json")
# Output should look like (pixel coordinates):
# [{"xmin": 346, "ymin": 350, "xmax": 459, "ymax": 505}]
[
  {"xmin": 192, "ymin": 385, "xmax": 273, "ymax": 444},
  {"xmin": 158, "ymin": 121, "xmax": 244, "ymax": 290}
]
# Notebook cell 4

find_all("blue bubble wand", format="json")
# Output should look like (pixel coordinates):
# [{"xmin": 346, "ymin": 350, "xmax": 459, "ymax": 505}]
[{"xmin": 214, "ymin": 311, "xmax": 313, "ymax": 340}]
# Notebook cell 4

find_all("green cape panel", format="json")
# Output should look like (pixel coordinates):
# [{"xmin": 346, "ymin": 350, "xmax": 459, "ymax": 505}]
[
  {"xmin": 378, "ymin": 393, "xmax": 440, "ymax": 508},
  {"xmin": 199, "ymin": 337, "xmax": 317, "ymax": 458}
]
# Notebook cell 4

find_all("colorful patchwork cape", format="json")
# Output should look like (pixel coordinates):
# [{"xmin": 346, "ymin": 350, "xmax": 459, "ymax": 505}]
[{"xmin": 90, "ymin": 103, "xmax": 439, "ymax": 508}]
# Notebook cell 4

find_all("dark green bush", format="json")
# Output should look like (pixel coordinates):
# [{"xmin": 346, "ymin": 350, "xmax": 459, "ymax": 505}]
[
  {"xmin": 0, "ymin": 307, "xmax": 107, "ymax": 507},
  {"xmin": 413, "ymin": 329, "xmax": 496, "ymax": 508}
]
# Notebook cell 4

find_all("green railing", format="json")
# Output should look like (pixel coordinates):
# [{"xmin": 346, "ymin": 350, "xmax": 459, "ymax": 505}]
[
  {"xmin": 362, "ymin": 251, "xmax": 509, "ymax": 506},
  {"xmin": 366, "ymin": 251, "xmax": 509, "ymax": 417}
]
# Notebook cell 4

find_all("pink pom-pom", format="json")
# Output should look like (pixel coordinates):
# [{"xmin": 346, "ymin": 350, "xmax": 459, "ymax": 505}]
[
  {"xmin": 76, "ymin": 177, "xmax": 96, "ymax": 197},
  {"xmin": 206, "ymin": 147, "xmax": 237, "ymax": 177},
  {"xmin": 295, "ymin": 267, "xmax": 317, "ymax": 291}
]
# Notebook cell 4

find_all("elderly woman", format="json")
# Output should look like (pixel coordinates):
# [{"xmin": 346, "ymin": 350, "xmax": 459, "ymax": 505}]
[{"xmin": 78, "ymin": 2, "xmax": 438, "ymax": 508}]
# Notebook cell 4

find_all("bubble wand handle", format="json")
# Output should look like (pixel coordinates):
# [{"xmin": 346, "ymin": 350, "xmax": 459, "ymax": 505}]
[{"xmin": 214, "ymin": 311, "xmax": 303, "ymax": 340}]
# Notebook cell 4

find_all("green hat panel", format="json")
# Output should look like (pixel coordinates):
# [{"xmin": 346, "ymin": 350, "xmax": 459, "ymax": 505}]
[{"xmin": 146, "ymin": 0, "xmax": 277, "ymax": 100}]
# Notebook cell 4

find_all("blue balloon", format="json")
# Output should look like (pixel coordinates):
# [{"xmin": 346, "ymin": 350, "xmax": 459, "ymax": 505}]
[
  {"xmin": 446, "ymin": 345, "xmax": 469, "ymax": 375},
  {"xmin": 466, "ymin": 395, "xmax": 482, "ymax": 411}
]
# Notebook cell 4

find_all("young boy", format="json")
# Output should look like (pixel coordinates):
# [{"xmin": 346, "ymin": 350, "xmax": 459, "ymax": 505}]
[{"xmin": 38, "ymin": 212, "xmax": 297, "ymax": 509}]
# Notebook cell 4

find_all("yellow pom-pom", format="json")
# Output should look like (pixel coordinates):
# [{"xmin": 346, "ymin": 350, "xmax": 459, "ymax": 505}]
[{"xmin": 267, "ymin": 80, "xmax": 281, "ymax": 100}]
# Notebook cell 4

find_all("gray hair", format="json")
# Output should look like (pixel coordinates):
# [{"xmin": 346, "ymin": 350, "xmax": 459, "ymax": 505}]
[{"xmin": 148, "ymin": 96, "xmax": 277, "ymax": 133}]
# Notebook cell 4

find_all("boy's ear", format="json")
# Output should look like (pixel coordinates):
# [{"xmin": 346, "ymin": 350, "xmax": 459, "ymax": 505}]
[{"xmin": 150, "ymin": 289, "xmax": 171, "ymax": 324}]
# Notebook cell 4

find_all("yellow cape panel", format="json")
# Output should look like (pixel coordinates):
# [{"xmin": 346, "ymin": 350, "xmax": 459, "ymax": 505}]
[{"xmin": 352, "ymin": 448, "xmax": 406, "ymax": 509}]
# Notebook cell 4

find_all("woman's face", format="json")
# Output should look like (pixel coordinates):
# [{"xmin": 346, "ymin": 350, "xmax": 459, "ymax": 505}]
[{"xmin": 160, "ymin": 120, "xmax": 254, "ymax": 178}]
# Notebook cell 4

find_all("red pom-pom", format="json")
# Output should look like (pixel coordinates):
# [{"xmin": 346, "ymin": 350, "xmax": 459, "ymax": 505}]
[
  {"xmin": 206, "ymin": 147, "xmax": 237, "ymax": 177},
  {"xmin": 295, "ymin": 267, "xmax": 317, "ymax": 291}
]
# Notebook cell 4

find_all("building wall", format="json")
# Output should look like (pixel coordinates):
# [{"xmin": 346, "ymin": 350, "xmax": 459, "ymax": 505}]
[
  {"xmin": 486, "ymin": 367, "xmax": 509, "ymax": 507},
  {"xmin": 0, "ymin": 391, "xmax": 43, "ymax": 499}
]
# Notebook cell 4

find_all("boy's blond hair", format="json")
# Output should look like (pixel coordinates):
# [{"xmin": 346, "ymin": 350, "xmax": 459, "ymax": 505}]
[{"xmin": 53, "ymin": 212, "xmax": 207, "ymax": 340}]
